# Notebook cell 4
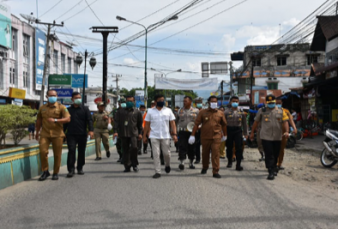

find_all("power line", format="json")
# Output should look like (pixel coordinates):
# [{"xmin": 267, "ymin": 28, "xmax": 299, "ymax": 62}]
[
  {"xmin": 39, "ymin": 0, "xmax": 64, "ymax": 18},
  {"xmin": 85, "ymin": 0, "xmax": 104, "ymax": 25}
]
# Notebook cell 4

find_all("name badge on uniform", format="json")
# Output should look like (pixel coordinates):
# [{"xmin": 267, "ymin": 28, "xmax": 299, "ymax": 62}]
[
  {"xmin": 205, "ymin": 117, "xmax": 209, "ymax": 120},
  {"xmin": 124, "ymin": 121, "xmax": 128, "ymax": 126}
]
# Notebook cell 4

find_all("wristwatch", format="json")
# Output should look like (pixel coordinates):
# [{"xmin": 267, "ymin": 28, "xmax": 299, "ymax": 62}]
[{"xmin": 54, "ymin": 119, "xmax": 57, "ymax": 123}]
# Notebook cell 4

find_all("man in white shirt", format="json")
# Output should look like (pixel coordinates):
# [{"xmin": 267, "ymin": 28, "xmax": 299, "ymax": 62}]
[{"xmin": 143, "ymin": 95, "xmax": 178, "ymax": 179}]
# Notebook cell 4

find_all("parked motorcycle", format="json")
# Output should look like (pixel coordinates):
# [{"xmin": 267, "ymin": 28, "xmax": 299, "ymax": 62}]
[{"xmin": 321, "ymin": 129, "xmax": 338, "ymax": 168}]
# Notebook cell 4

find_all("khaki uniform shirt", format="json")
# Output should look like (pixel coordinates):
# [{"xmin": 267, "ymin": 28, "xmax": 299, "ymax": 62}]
[
  {"xmin": 176, "ymin": 107, "xmax": 199, "ymax": 132},
  {"xmin": 194, "ymin": 108, "xmax": 227, "ymax": 140},
  {"xmin": 93, "ymin": 111, "xmax": 109, "ymax": 133},
  {"xmin": 224, "ymin": 108, "xmax": 248, "ymax": 135},
  {"xmin": 255, "ymin": 107, "xmax": 289, "ymax": 141},
  {"xmin": 37, "ymin": 102, "xmax": 70, "ymax": 138}
]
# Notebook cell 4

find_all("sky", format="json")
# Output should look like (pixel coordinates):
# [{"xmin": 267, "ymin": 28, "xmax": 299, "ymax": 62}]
[{"xmin": 7, "ymin": 0, "xmax": 331, "ymax": 98}]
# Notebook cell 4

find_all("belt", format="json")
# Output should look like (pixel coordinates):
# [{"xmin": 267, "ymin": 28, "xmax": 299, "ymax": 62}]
[{"xmin": 227, "ymin": 126, "xmax": 242, "ymax": 131}]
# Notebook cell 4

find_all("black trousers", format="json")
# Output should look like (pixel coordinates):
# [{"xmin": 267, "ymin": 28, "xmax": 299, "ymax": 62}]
[
  {"xmin": 67, "ymin": 135, "xmax": 87, "ymax": 172},
  {"xmin": 121, "ymin": 137, "xmax": 139, "ymax": 168},
  {"xmin": 261, "ymin": 140, "xmax": 282, "ymax": 169},
  {"xmin": 195, "ymin": 131, "xmax": 201, "ymax": 161},
  {"xmin": 116, "ymin": 137, "xmax": 122, "ymax": 158},
  {"xmin": 226, "ymin": 128, "xmax": 243, "ymax": 165},
  {"xmin": 178, "ymin": 131, "xmax": 195, "ymax": 161}
]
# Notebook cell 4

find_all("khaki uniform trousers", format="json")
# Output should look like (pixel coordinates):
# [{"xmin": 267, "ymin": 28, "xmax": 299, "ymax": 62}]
[
  {"xmin": 219, "ymin": 141, "xmax": 226, "ymax": 158},
  {"xmin": 94, "ymin": 130, "xmax": 110, "ymax": 158},
  {"xmin": 277, "ymin": 135, "xmax": 288, "ymax": 167},
  {"xmin": 202, "ymin": 138, "xmax": 221, "ymax": 174},
  {"xmin": 39, "ymin": 137, "xmax": 64, "ymax": 174}
]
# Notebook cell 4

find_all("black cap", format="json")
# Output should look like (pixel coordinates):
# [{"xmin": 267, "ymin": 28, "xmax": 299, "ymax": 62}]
[{"xmin": 265, "ymin": 94, "xmax": 276, "ymax": 104}]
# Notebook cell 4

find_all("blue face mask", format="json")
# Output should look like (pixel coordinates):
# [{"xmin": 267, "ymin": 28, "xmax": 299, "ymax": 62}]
[
  {"xmin": 157, "ymin": 101, "xmax": 165, "ymax": 108},
  {"xmin": 196, "ymin": 104, "xmax": 202, "ymax": 108},
  {"xmin": 126, "ymin": 101, "xmax": 134, "ymax": 108},
  {"xmin": 74, "ymin": 99, "xmax": 82, "ymax": 105},
  {"xmin": 48, "ymin": 97, "xmax": 57, "ymax": 103},
  {"xmin": 231, "ymin": 102, "xmax": 239, "ymax": 108},
  {"xmin": 277, "ymin": 104, "xmax": 282, "ymax": 108},
  {"xmin": 267, "ymin": 103, "xmax": 276, "ymax": 109},
  {"xmin": 121, "ymin": 103, "xmax": 126, "ymax": 108}
]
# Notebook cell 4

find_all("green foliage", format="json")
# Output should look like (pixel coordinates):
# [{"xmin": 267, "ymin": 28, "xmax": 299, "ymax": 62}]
[{"xmin": 0, "ymin": 105, "xmax": 37, "ymax": 146}]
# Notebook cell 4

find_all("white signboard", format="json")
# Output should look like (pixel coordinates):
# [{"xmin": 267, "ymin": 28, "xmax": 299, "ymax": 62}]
[{"xmin": 155, "ymin": 77, "xmax": 218, "ymax": 90}]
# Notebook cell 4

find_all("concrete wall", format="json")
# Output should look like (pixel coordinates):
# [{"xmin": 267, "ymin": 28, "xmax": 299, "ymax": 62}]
[{"xmin": 0, "ymin": 137, "xmax": 114, "ymax": 190}]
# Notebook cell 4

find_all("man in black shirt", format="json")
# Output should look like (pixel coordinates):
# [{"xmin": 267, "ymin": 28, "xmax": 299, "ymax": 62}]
[
  {"xmin": 64, "ymin": 92, "xmax": 94, "ymax": 177},
  {"xmin": 113, "ymin": 95, "xmax": 143, "ymax": 172}
]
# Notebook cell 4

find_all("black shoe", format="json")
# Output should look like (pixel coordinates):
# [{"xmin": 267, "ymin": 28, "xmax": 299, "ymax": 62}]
[
  {"xmin": 153, "ymin": 173, "xmax": 161, "ymax": 179},
  {"xmin": 220, "ymin": 157, "xmax": 225, "ymax": 159},
  {"xmin": 189, "ymin": 164, "xmax": 195, "ymax": 169},
  {"xmin": 117, "ymin": 158, "xmax": 122, "ymax": 163},
  {"xmin": 267, "ymin": 169, "xmax": 275, "ymax": 180},
  {"xmin": 213, "ymin": 173, "xmax": 221, "ymax": 179},
  {"xmin": 133, "ymin": 166, "xmax": 139, "ymax": 172},
  {"xmin": 165, "ymin": 166, "xmax": 171, "ymax": 174},
  {"xmin": 179, "ymin": 164, "xmax": 185, "ymax": 170},
  {"xmin": 77, "ymin": 169, "xmax": 84, "ymax": 175},
  {"xmin": 273, "ymin": 168, "xmax": 278, "ymax": 177},
  {"xmin": 120, "ymin": 160, "xmax": 124, "ymax": 164},
  {"xmin": 124, "ymin": 166, "xmax": 131, "ymax": 173},
  {"xmin": 236, "ymin": 166, "xmax": 243, "ymax": 171},
  {"xmin": 38, "ymin": 171, "xmax": 50, "ymax": 181},
  {"xmin": 259, "ymin": 157, "xmax": 265, "ymax": 162},
  {"xmin": 143, "ymin": 150, "xmax": 147, "ymax": 154},
  {"xmin": 161, "ymin": 161, "xmax": 165, "ymax": 165},
  {"xmin": 67, "ymin": 169, "xmax": 75, "ymax": 178},
  {"xmin": 95, "ymin": 157, "xmax": 102, "ymax": 161},
  {"xmin": 201, "ymin": 169, "xmax": 207, "ymax": 174},
  {"xmin": 106, "ymin": 151, "xmax": 111, "ymax": 158},
  {"xmin": 226, "ymin": 162, "xmax": 232, "ymax": 168},
  {"xmin": 278, "ymin": 166, "xmax": 285, "ymax": 170},
  {"xmin": 52, "ymin": 174, "xmax": 59, "ymax": 180},
  {"xmin": 194, "ymin": 160, "xmax": 200, "ymax": 164},
  {"xmin": 232, "ymin": 158, "xmax": 236, "ymax": 162},
  {"xmin": 138, "ymin": 152, "xmax": 142, "ymax": 155}
]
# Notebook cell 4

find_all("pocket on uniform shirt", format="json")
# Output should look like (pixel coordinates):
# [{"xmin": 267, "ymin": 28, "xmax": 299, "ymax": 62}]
[
  {"xmin": 54, "ymin": 110, "xmax": 61, "ymax": 118},
  {"xmin": 275, "ymin": 114, "xmax": 283, "ymax": 122}
]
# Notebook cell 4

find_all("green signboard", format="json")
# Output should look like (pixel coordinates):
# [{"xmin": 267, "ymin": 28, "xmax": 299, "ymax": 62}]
[
  {"xmin": 48, "ymin": 74, "xmax": 72, "ymax": 86},
  {"xmin": 0, "ymin": 3, "xmax": 12, "ymax": 48}
]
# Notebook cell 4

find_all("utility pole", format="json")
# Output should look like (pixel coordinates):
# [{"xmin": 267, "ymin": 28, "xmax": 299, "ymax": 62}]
[
  {"xmin": 112, "ymin": 74, "xmax": 122, "ymax": 97},
  {"xmin": 229, "ymin": 61, "xmax": 234, "ymax": 96},
  {"xmin": 250, "ymin": 56, "xmax": 254, "ymax": 108},
  {"xmin": 221, "ymin": 80, "xmax": 224, "ymax": 106},
  {"xmin": 35, "ymin": 20, "xmax": 64, "ymax": 106}
]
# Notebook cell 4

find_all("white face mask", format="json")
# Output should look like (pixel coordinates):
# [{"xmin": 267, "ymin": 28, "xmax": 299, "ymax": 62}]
[{"xmin": 210, "ymin": 102, "xmax": 218, "ymax": 109}]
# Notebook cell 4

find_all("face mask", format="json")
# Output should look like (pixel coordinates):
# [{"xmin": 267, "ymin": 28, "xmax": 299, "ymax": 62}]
[
  {"xmin": 277, "ymin": 104, "xmax": 282, "ymax": 108},
  {"xmin": 210, "ymin": 102, "xmax": 217, "ymax": 109},
  {"xmin": 157, "ymin": 101, "xmax": 165, "ymax": 108},
  {"xmin": 196, "ymin": 104, "xmax": 202, "ymax": 108},
  {"xmin": 267, "ymin": 103, "xmax": 276, "ymax": 109},
  {"xmin": 126, "ymin": 101, "xmax": 134, "ymax": 108},
  {"xmin": 140, "ymin": 111, "xmax": 145, "ymax": 115},
  {"xmin": 121, "ymin": 103, "xmax": 126, "ymax": 108},
  {"xmin": 74, "ymin": 99, "xmax": 82, "ymax": 105},
  {"xmin": 48, "ymin": 97, "xmax": 57, "ymax": 103},
  {"xmin": 231, "ymin": 102, "xmax": 239, "ymax": 108}
]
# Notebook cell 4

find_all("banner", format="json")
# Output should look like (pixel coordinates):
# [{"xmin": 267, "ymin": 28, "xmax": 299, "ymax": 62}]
[
  {"xmin": 54, "ymin": 89, "xmax": 73, "ymax": 98},
  {"xmin": 35, "ymin": 28, "xmax": 46, "ymax": 90},
  {"xmin": 48, "ymin": 74, "xmax": 72, "ymax": 86},
  {"xmin": 0, "ymin": 3, "xmax": 11, "ymax": 48},
  {"xmin": 65, "ymin": 74, "xmax": 88, "ymax": 88},
  {"xmin": 135, "ymin": 90, "xmax": 144, "ymax": 108},
  {"xmin": 9, "ymin": 87, "xmax": 26, "ymax": 100},
  {"xmin": 155, "ymin": 77, "xmax": 218, "ymax": 90}
]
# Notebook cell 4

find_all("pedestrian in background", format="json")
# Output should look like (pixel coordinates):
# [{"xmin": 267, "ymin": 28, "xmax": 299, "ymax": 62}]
[
  {"xmin": 143, "ymin": 95, "xmax": 178, "ymax": 179},
  {"xmin": 28, "ymin": 123, "xmax": 35, "ymax": 140},
  {"xmin": 93, "ymin": 102, "xmax": 112, "ymax": 161},
  {"xmin": 138, "ymin": 104, "xmax": 146, "ymax": 155},
  {"xmin": 64, "ymin": 92, "xmax": 94, "ymax": 178},
  {"xmin": 113, "ymin": 96, "xmax": 143, "ymax": 172},
  {"xmin": 250, "ymin": 95, "xmax": 289, "ymax": 180},
  {"xmin": 190, "ymin": 96, "xmax": 227, "ymax": 179},
  {"xmin": 35, "ymin": 90, "xmax": 71, "ymax": 181},
  {"xmin": 111, "ymin": 98, "xmax": 126, "ymax": 163}
]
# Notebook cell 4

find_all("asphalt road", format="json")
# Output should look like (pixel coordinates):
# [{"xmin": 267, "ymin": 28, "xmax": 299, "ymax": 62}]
[{"xmin": 1, "ymin": 145, "xmax": 338, "ymax": 229}]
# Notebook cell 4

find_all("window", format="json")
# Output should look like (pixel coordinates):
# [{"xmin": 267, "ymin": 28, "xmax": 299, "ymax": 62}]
[
  {"xmin": 23, "ymin": 35, "xmax": 30, "ymax": 57},
  {"xmin": 68, "ymin": 58, "xmax": 72, "ymax": 73},
  {"xmin": 277, "ymin": 57, "xmax": 287, "ymax": 66},
  {"xmin": 307, "ymin": 55, "xmax": 318, "ymax": 65},
  {"xmin": 61, "ymin": 54, "xmax": 66, "ymax": 73},
  {"xmin": 23, "ymin": 71, "xmax": 27, "ymax": 88},
  {"xmin": 267, "ymin": 83, "xmax": 278, "ymax": 90},
  {"xmin": 53, "ymin": 50, "xmax": 58, "ymax": 73},
  {"xmin": 253, "ymin": 58, "xmax": 261, "ymax": 67},
  {"xmin": 10, "ymin": 67, "xmax": 15, "ymax": 85}
]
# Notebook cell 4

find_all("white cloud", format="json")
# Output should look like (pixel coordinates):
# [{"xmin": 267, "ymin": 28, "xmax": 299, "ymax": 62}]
[
  {"xmin": 282, "ymin": 18, "xmax": 300, "ymax": 27},
  {"xmin": 222, "ymin": 34, "xmax": 236, "ymax": 52},
  {"xmin": 236, "ymin": 25, "xmax": 280, "ymax": 45},
  {"xmin": 123, "ymin": 58, "xmax": 139, "ymax": 65}
]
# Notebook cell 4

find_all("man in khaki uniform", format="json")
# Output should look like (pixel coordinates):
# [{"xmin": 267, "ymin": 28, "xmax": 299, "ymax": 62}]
[
  {"xmin": 35, "ymin": 90, "xmax": 71, "ymax": 181},
  {"xmin": 93, "ymin": 102, "xmax": 112, "ymax": 160},
  {"xmin": 194, "ymin": 97, "xmax": 203, "ymax": 163},
  {"xmin": 250, "ymin": 95, "xmax": 289, "ymax": 180},
  {"xmin": 190, "ymin": 96, "xmax": 227, "ymax": 179}
]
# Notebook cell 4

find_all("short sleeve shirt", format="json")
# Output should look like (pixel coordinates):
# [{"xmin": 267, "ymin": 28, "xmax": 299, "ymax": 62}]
[
  {"xmin": 145, "ymin": 107, "xmax": 176, "ymax": 139},
  {"xmin": 37, "ymin": 102, "xmax": 70, "ymax": 138},
  {"xmin": 93, "ymin": 111, "xmax": 109, "ymax": 132},
  {"xmin": 255, "ymin": 107, "xmax": 289, "ymax": 141},
  {"xmin": 176, "ymin": 107, "xmax": 199, "ymax": 132}
]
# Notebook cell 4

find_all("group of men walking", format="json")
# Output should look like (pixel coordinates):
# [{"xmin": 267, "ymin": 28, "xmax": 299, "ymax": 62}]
[{"xmin": 35, "ymin": 89, "xmax": 295, "ymax": 181}]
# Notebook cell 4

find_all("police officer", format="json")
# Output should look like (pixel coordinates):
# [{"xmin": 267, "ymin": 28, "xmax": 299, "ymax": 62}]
[
  {"xmin": 224, "ymin": 96, "xmax": 248, "ymax": 171},
  {"xmin": 112, "ymin": 98, "xmax": 126, "ymax": 163},
  {"xmin": 190, "ymin": 96, "xmax": 227, "ymax": 179},
  {"xmin": 176, "ymin": 96, "xmax": 199, "ymax": 170},
  {"xmin": 194, "ymin": 97, "xmax": 203, "ymax": 164},
  {"xmin": 276, "ymin": 98, "xmax": 297, "ymax": 170},
  {"xmin": 93, "ymin": 102, "xmax": 112, "ymax": 160},
  {"xmin": 256, "ymin": 103, "xmax": 265, "ymax": 161},
  {"xmin": 35, "ymin": 90, "xmax": 71, "ymax": 181},
  {"xmin": 113, "ymin": 96, "xmax": 143, "ymax": 172},
  {"xmin": 250, "ymin": 95, "xmax": 289, "ymax": 180}
]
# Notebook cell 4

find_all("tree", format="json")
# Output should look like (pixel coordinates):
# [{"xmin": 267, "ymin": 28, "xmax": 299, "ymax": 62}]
[{"xmin": 0, "ymin": 105, "xmax": 37, "ymax": 146}]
